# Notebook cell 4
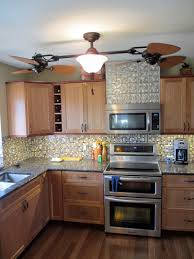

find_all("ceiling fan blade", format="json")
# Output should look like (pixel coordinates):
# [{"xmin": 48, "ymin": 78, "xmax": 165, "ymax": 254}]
[
  {"xmin": 50, "ymin": 65, "xmax": 77, "ymax": 74},
  {"xmin": 147, "ymin": 43, "xmax": 181, "ymax": 55},
  {"xmin": 10, "ymin": 55, "xmax": 39, "ymax": 65},
  {"xmin": 158, "ymin": 56, "xmax": 186, "ymax": 69},
  {"xmin": 12, "ymin": 69, "xmax": 33, "ymax": 75}
]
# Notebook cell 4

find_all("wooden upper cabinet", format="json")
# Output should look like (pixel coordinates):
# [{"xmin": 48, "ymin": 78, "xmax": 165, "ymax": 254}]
[
  {"xmin": 61, "ymin": 81, "xmax": 106, "ymax": 134},
  {"xmin": 85, "ymin": 81, "xmax": 106, "ymax": 133},
  {"xmin": 61, "ymin": 83, "xmax": 84, "ymax": 133},
  {"xmin": 7, "ymin": 82, "xmax": 54, "ymax": 136},
  {"xmin": 26, "ymin": 83, "xmax": 54, "ymax": 135},
  {"xmin": 160, "ymin": 77, "xmax": 194, "ymax": 134}
]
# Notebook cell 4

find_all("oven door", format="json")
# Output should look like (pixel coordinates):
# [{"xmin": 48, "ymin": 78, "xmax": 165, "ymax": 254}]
[
  {"xmin": 104, "ymin": 175, "xmax": 161, "ymax": 198},
  {"xmin": 105, "ymin": 196, "xmax": 161, "ymax": 237},
  {"xmin": 106, "ymin": 110, "xmax": 149, "ymax": 134}
]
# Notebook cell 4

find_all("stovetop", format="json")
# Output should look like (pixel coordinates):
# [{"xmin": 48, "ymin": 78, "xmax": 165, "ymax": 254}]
[{"xmin": 104, "ymin": 162, "xmax": 161, "ymax": 176}]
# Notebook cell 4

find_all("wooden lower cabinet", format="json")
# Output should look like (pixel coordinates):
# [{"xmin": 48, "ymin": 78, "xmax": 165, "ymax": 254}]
[
  {"xmin": 0, "ymin": 173, "xmax": 50, "ymax": 259},
  {"xmin": 163, "ymin": 209, "xmax": 194, "ymax": 231},
  {"xmin": 64, "ymin": 203, "xmax": 104, "ymax": 224},
  {"xmin": 0, "ymin": 200, "xmax": 25, "ymax": 259},
  {"xmin": 0, "ymin": 170, "xmax": 104, "ymax": 258},
  {"xmin": 162, "ymin": 175, "xmax": 194, "ymax": 231},
  {"xmin": 63, "ymin": 171, "xmax": 104, "ymax": 224},
  {"xmin": 48, "ymin": 171, "xmax": 63, "ymax": 220}
]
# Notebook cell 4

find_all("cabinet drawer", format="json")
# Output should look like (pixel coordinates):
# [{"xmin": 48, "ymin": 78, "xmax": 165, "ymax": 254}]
[
  {"xmin": 163, "ymin": 175, "xmax": 194, "ymax": 188},
  {"xmin": 63, "ymin": 172, "xmax": 103, "ymax": 183},
  {"xmin": 0, "ymin": 177, "xmax": 41, "ymax": 211},
  {"xmin": 162, "ymin": 209, "xmax": 194, "ymax": 231},
  {"xmin": 163, "ymin": 188, "xmax": 194, "ymax": 209},
  {"xmin": 64, "ymin": 203, "xmax": 104, "ymax": 224},
  {"xmin": 63, "ymin": 184, "xmax": 103, "ymax": 203}
]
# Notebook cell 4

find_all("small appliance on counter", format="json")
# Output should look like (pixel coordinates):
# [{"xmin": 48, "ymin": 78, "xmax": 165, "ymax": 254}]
[{"xmin": 174, "ymin": 139, "xmax": 188, "ymax": 164}]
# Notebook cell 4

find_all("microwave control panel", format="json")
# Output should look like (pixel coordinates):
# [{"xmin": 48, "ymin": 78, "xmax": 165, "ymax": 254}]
[{"xmin": 151, "ymin": 113, "xmax": 160, "ymax": 130}]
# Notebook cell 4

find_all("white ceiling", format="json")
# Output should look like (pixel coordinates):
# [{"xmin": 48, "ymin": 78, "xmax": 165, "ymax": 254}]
[{"xmin": 1, "ymin": 0, "xmax": 194, "ymax": 68}]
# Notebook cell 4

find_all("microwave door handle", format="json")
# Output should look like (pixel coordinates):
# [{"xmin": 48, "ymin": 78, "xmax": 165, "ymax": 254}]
[{"xmin": 147, "ymin": 113, "xmax": 150, "ymax": 131}]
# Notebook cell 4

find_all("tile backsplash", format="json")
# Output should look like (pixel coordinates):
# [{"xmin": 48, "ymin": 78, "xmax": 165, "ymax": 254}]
[
  {"xmin": 106, "ymin": 61, "xmax": 160, "ymax": 104},
  {"xmin": 3, "ymin": 135, "xmax": 194, "ymax": 167}
]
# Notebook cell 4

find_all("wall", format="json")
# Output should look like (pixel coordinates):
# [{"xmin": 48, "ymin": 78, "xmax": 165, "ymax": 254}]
[
  {"xmin": 2, "ymin": 60, "xmax": 194, "ymax": 168},
  {"xmin": 160, "ymin": 57, "xmax": 194, "ymax": 77},
  {"xmin": 27, "ymin": 67, "xmax": 81, "ymax": 82}
]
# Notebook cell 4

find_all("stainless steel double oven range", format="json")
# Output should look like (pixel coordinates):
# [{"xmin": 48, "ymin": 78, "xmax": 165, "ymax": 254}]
[{"xmin": 104, "ymin": 143, "xmax": 161, "ymax": 237}]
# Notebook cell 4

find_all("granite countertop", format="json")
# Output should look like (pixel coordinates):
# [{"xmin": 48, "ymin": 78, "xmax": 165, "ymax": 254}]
[
  {"xmin": 159, "ymin": 161, "xmax": 194, "ymax": 175},
  {"xmin": 1, "ymin": 157, "xmax": 194, "ymax": 200},
  {"xmin": 0, "ymin": 158, "xmax": 108, "ymax": 200}
]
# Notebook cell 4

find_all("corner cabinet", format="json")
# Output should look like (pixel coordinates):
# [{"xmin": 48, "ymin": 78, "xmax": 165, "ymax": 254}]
[
  {"xmin": 61, "ymin": 81, "xmax": 106, "ymax": 133},
  {"xmin": 0, "ymin": 174, "xmax": 50, "ymax": 259},
  {"xmin": 7, "ymin": 82, "xmax": 54, "ymax": 136},
  {"xmin": 160, "ymin": 77, "xmax": 194, "ymax": 134}
]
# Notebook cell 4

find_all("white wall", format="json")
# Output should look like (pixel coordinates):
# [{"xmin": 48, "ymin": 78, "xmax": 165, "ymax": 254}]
[{"xmin": 27, "ymin": 67, "xmax": 81, "ymax": 82}]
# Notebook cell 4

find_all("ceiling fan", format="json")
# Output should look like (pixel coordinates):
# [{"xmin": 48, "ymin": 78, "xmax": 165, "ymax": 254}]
[{"xmin": 10, "ymin": 32, "xmax": 186, "ymax": 74}]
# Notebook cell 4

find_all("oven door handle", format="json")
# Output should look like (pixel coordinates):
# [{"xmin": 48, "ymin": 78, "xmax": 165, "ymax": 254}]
[
  {"xmin": 104, "ymin": 176, "xmax": 161, "ymax": 182},
  {"xmin": 105, "ymin": 196, "xmax": 161, "ymax": 204},
  {"xmin": 118, "ymin": 177, "xmax": 160, "ymax": 182}
]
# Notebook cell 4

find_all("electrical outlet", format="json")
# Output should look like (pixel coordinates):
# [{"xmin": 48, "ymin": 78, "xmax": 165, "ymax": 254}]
[{"xmin": 83, "ymin": 144, "xmax": 87, "ymax": 151}]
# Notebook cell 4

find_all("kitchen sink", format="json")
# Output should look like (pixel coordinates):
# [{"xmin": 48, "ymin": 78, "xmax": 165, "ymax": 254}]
[{"xmin": 0, "ymin": 172, "xmax": 31, "ymax": 192}]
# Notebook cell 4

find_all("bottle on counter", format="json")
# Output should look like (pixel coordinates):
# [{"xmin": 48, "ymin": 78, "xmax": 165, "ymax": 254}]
[{"xmin": 102, "ymin": 142, "xmax": 107, "ymax": 161}]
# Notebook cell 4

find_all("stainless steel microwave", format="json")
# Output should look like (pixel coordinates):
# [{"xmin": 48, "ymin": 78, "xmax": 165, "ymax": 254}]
[{"xmin": 105, "ymin": 103, "xmax": 160, "ymax": 134}]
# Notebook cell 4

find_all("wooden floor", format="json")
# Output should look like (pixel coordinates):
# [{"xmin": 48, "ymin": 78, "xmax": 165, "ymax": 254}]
[{"xmin": 19, "ymin": 222, "xmax": 194, "ymax": 259}]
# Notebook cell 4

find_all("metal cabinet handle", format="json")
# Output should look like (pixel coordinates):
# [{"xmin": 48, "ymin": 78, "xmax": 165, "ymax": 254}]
[
  {"xmin": 81, "ymin": 123, "xmax": 84, "ymax": 133},
  {"xmin": 84, "ymin": 124, "xmax": 87, "ymax": 132},
  {"xmin": 22, "ymin": 200, "xmax": 28, "ymax": 212},
  {"xmin": 79, "ymin": 176, "xmax": 88, "ymax": 179},
  {"xmin": 184, "ymin": 219, "xmax": 194, "ymax": 223},
  {"xmin": 78, "ymin": 192, "xmax": 88, "ymax": 195},
  {"xmin": 184, "ymin": 122, "xmax": 186, "ymax": 132},
  {"xmin": 22, "ymin": 201, "xmax": 26, "ymax": 212},
  {"xmin": 188, "ymin": 121, "xmax": 190, "ymax": 132},
  {"xmin": 184, "ymin": 197, "xmax": 194, "ymax": 200}
]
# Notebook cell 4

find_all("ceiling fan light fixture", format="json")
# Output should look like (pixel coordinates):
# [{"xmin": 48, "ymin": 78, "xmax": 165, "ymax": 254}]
[
  {"xmin": 76, "ymin": 32, "xmax": 108, "ymax": 73},
  {"xmin": 76, "ymin": 53, "xmax": 107, "ymax": 73}
]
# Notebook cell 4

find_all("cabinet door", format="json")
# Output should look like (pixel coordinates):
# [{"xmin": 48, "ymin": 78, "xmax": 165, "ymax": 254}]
[
  {"xmin": 0, "ymin": 202, "xmax": 25, "ymax": 259},
  {"xmin": 85, "ymin": 81, "xmax": 106, "ymax": 133},
  {"xmin": 160, "ymin": 78, "xmax": 187, "ymax": 133},
  {"xmin": 48, "ymin": 171, "xmax": 63, "ymax": 220},
  {"xmin": 26, "ymin": 83, "xmax": 54, "ymax": 135},
  {"xmin": 6, "ymin": 82, "xmax": 28, "ymax": 136},
  {"xmin": 186, "ymin": 78, "xmax": 194, "ymax": 133},
  {"xmin": 40, "ymin": 173, "xmax": 50, "ymax": 226},
  {"xmin": 61, "ymin": 83, "xmax": 84, "ymax": 133},
  {"xmin": 24, "ymin": 186, "xmax": 43, "ymax": 245}
]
